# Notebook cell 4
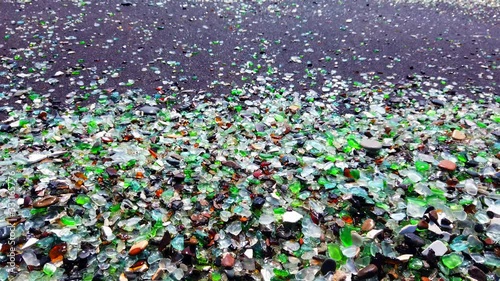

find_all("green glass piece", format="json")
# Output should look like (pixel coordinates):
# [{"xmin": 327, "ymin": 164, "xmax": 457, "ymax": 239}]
[
  {"xmin": 409, "ymin": 258, "xmax": 423, "ymax": 270},
  {"xmin": 415, "ymin": 161, "xmax": 430, "ymax": 173},
  {"xmin": 327, "ymin": 244, "xmax": 343, "ymax": 261},
  {"xmin": 350, "ymin": 169, "xmax": 360, "ymax": 180},
  {"xmin": 289, "ymin": 182, "xmax": 301, "ymax": 194},
  {"xmin": 211, "ymin": 272, "xmax": 222, "ymax": 281},
  {"xmin": 457, "ymin": 153, "xmax": 467, "ymax": 163},
  {"xmin": 327, "ymin": 167, "xmax": 341, "ymax": 176},
  {"xmin": 109, "ymin": 204, "xmax": 121, "ymax": 212},
  {"xmin": 75, "ymin": 194, "xmax": 90, "ymax": 205},
  {"xmin": 340, "ymin": 226, "xmax": 353, "ymax": 247},
  {"xmin": 43, "ymin": 263, "xmax": 56, "ymax": 275},
  {"xmin": 274, "ymin": 114, "xmax": 284, "ymax": 122},
  {"xmin": 273, "ymin": 207, "xmax": 285, "ymax": 215},
  {"xmin": 317, "ymin": 177, "xmax": 328, "ymax": 185},
  {"xmin": 278, "ymin": 253, "xmax": 288, "ymax": 264},
  {"xmin": 441, "ymin": 253, "xmax": 463, "ymax": 269},
  {"xmin": 60, "ymin": 216, "xmax": 78, "ymax": 226},
  {"xmin": 347, "ymin": 137, "xmax": 361, "ymax": 149},
  {"xmin": 273, "ymin": 268, "xmax": 290, "ymax": 277}
]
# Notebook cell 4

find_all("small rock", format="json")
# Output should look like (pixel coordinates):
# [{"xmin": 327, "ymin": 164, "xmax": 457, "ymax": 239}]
[
  {"xmin": 221, "ymin": 161, "xmax": 241, "ymax": 169},
  {"xmin": 451, "ymin": 130, "xmax": 466, "ymax": 140},
  {"xmin": 399, "ymin": 224, "xmax": 417, "ymax": 234},
  {"xmin": 244, "ymin": 249, "xmax": 253, "ymax": 259},
  {"xmin": 422, "ymin": 240, "xmax": 448, "ymax": 256},
  {"xmin": 468, "ymin": 266, "xmax": 487, "ymax": 281},
  {"xmin": 283, "ymin": 210, "xmax": 303, "ymax": 223},
  {"xmin": 417, "ymin": 220, "xmax": 429, "ymax": 230},
  {"xmin": 129, "ymin": 240, "xmax": 149, "ymax": 256},
  {"xmin": 396, "ymin": 254, "xmax": 413, "ymax": 262},
  {"xmin": 357, "ymin": 264, "xmax": 378, "ymax": 279},
  {"xmin": 427, "ymin": 209, "xmax": 439, "ymax": 223},
  {"xmin": 361, "ymin": 219, "xmax": 375, "ymax": 232},
  {"xmin": 404, "ymin": 233, "xmax": 425, "ymax": 247},
  {"xmin": 252, "ymin": 196, "xmax": 266, "ymax": 209},
  {"xmin": 0, "ymin": 124, "xmax": 13, "ymax": 132},
  {"xmin": 33, "ymin": 196, "xmax": 59, "ymax": 208},
  {"xmin": 289, "ymin": 105, "xmax": 300, "ymax": 113},
  {"xmin": 139, "ymin": 106, "xmax": 160, "ymax": 115},
  {"xmin": 320, "ymin": 259, "xmax": 337, "ymax": 275},
  {"xmin": 365, "ymin": 229, "xmax": 383, "ymax": 239},
  {"xmin": 221, "ymin": 253, "xmax": 235, "ymax": 267},
  {"xmin": 360, "ymin": 139, "xmax": 382, "ymax": 151},
  {"xmin": 438, "ymin": 160, "xmax": 456, "ymax": 171},
  {"xmin": 171, "ymin": 200, "xmax": 184, "ymax": 211},
  {"xmin": 431, "ymin": 99, "xmax": 445, "ymax": 106},
  {"xmin": 332, "ymin": 270, "xmax": 347, "ymax": 281},
  {"xmin": 106, "ymin": 167, "xmax": 119, "ymax": 177}
]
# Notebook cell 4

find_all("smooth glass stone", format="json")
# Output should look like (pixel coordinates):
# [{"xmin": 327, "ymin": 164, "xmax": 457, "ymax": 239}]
[
  {"xmin": 342, "ymin": 246, "xmax": 359, "ymax": 258},
  {"xmin": 450, "ymin": 236, "xmax": 469, "ymax": 252},
  {"xmin": 75, "ymin": 194, "xmax": 91, "ymax": 205},
  {"xmin": 409, "ymin": 258, "xmax": 423, "ymax": 270},
  {"xmin": 327, "ymin": 244, "xmax": 344, "ymax": 261},
  {"xmin": 340, "ymin": 226, "xmax": 353, "ymax": 247},
  {"xmin": 171, "ymin": 235, "xmax": 184, "ymax": 251},
  {"xmin": 60, "ymin": 216, "xmax": 79, "ymax": 226},
  {"xmin": 415, "ymin": 161, "xmax": 430, "ymax": 173},
  {"xmin": 43, "ymin": 263, "xmax": 57, "ymax": 275},
  {"xmin": 442, "ymin": 253, "xmax": 464, "ymax": 269},
  {"xmin": 484, "ymin": 252, "xmax": 500, "ymax": 267}
]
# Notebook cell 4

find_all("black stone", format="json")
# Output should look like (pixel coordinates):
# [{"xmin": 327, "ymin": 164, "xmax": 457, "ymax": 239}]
[
  {"xmin": 252, "ymin": 196, "xmax": 266, "ymax": 209},
  {"xmin": 320, "ymin": 259, "xmax": 336, "ymax": 275},
  {"xmin": 357, "ymin": 264, "xmax": 378, "ymax": 279},
  {"xmin": 468, "ymin": 266, "xmax": 487, "ymax": 281},
  {"xmin": 474, "ymin": 224, "xmax": 485, "ymax": 233},
  {"xmin": 404, "ymin": 233, "xmax": 425, "ymax": 247},
  {"xmin": 431, "ymin": 99, "xmax": 445, "ymax": 106},
  {"xmin": 466, "ymin": 160, "xmax": 479, "ymax": 167},
  {"xmin": 0, "ymin": 124, "xmax": 13, "ymax": 133},
  {"xmin": 171, "ymin": 200, "xmax": 184, "ymax": 211},
  {"xmin": 466, "ymin": 170, "xmax": 480, "ymax": 177}
]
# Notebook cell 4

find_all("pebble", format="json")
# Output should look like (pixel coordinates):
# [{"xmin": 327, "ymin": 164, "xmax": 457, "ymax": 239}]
[
  {"xmin": 252, "ymin": 196, "xmax": 266, "ymax": 208},
  {"xmin": 139, "ymin": 106, "xmax": 160, "ymax": 115},
  {"xmin": 361, "ymin": 219, "xmax": 375, "ymax": 231},
  {"xmin": 33, "ymin": 196, "xmax": 59, "ymax": 208},
  {"xmin": 365, "ymin": 229, "xmax": 383, "ymax": 239},
  {"xmin": 360, "ymin": 139, "xmax": 382, "ymax": 151},
  {"xmin": 332, "ymin": 270, "xmax": 347, "ymax": 281},
  {"xmin": 468, "ymin": 266, "xmax": 487, "ymax": 281},
  {"xmin": 399, "ymin": 224, "xmax": 417, "ymax": 234},
  {"xmin": 422, "ymin": 240, "xmax": 448, "ymax": 256},
  {"xmin": 244, "ymin": 249, "xmax": 253, "ymax": 259},
  {"xmin": 129, "ymin": 240, "xmax": 149, "ymax": 256},
  {"xmin": 320, "ymin": 259, "xmax": 337, "ymax": 275},
  {"xmin": 451, "ymin": 130, "xmax": 466, "ymax": 140},
  {"xmin": 438, "ymin": 160, "xmax": 457, "ymax": 171},
  {"xmin": 221, "ymin": 253, "xmax": 235, "ymax": 267},
  {"xmin": 0, "ymin": 124, "xmax": 13, "ymax": 133},
  {"xmin": 404, "ymin": 233, "xmax": 425, "ymax": 247},
  {"xmin": 357, "ymin": 264, "xmax": 378, "ymax": 279},
  {"xmin": 492, "ymin": 130, "xmax": 500, "ymax": 138},
  {"xmin": 283, "ymin": 210, "xmax": 303, "ymax": 223},
  {"xmin": 431, "ymin": 99, "xmax": 445, "ymax": 106}
]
